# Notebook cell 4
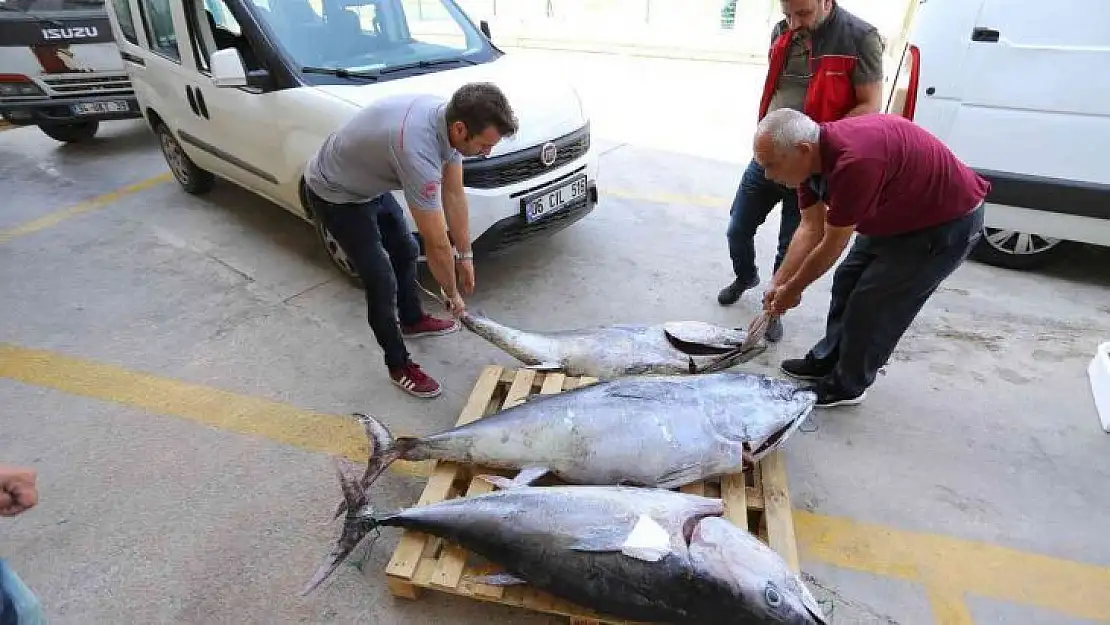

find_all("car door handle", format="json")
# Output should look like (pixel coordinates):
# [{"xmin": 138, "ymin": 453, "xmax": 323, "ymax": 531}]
[
  {"xmin": 185, "ymin": 86, "xmax": 200, "ymax": 117},
  {"xmin": 194, "ymin": 87, "xmax": 210, "ymax": 120},
  {"xmin": 971, "ymin": 27, "xmax": 1000, "ymax": 42}
]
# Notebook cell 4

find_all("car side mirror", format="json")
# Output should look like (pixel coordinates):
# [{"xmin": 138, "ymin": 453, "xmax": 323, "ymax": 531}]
[
  {"xmin": 211, "ymin": 48, "xmax": 248, "ymax": 87},
  {"xmin": 479, "ymin": 19, "xmax": 492, "ymax": 40}
]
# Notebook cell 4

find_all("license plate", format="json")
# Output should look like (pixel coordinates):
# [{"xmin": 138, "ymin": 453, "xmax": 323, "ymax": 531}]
[
  {"xmin": 72, "ymin": 101, "xmax": 130, "ymax": 116},
  {"xmin": 522, "ymin": 174, "xmax": 588, "ymax": 223}
]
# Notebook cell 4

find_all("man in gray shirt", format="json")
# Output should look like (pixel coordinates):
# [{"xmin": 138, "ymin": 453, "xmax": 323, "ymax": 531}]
[{"xmin": 304, "ymin": 82, "xmax": 518, "ymax": 399}]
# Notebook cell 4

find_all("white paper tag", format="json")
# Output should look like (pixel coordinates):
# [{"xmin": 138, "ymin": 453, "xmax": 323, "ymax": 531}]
[{"xmin": 620, "ymin": 515, "xmax": 672, "ymax": 562}]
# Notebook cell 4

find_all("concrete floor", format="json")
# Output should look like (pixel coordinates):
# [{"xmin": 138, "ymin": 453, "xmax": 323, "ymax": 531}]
[{"xmin": 2, "ymin": 50, "xmax": 1109, "ymax": 625}]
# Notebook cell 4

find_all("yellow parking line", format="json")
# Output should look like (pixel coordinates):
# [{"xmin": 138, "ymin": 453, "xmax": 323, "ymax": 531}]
[
  {"xmin": 605, "ymin": 187, "xmax": 729, "ymax": 210},
  {"xmin": 0, "ymin": 342, "xmax": 435, "ymax": 478},
  {"xmin": 0, "ymin": 172, "xmax": 172, "ymax": 245},
  {"xmin": 1, "ymin": 342, "xmax": 1109, "ymax": 624}
]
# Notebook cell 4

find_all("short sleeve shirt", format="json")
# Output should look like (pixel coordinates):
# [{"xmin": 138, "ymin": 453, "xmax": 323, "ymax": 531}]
[{"xmin": 304, "ymin": 93, "xmax": 462, "ymax": 211}]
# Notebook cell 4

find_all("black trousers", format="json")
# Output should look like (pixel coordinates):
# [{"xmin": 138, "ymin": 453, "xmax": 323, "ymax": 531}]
[
  {"xmin": 306, "ymin": 187, "xmax": 423, "ymax": 370},
  {"xmin": 806, "ymin": 203, "xmax": 986, "ymax": 396}
]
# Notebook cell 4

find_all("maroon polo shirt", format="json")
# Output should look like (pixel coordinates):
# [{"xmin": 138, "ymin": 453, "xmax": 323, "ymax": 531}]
[{"xmin": 798, "ymin": 114, "xmax": 991, "ymax": 236}]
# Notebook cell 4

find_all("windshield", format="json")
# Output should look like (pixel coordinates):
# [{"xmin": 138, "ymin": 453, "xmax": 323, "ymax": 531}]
[
  {"xmin": 0, "ymin": 0, "xmax": 103, "ymax": 13},
  {"xmin": 244, "ymin": 0, "xmax": 490, "ymax": 76}
]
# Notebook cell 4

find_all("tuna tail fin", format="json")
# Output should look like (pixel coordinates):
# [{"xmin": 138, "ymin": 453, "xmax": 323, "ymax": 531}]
[
  {"xmin": 301, "ymin": 458, "xmax": 381, "ymax": 596},
  {"xmin": 330, "ymin": 412, "xmax": 400, "ymax": 521}
]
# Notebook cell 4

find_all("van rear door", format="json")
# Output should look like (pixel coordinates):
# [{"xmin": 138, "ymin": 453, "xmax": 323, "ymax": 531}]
[{"xmin": 942, "ymin": 0, "xmax": 1110, "ymax": 199}]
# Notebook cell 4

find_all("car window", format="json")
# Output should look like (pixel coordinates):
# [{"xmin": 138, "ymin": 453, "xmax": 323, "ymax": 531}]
[{"xmin": 138, "ymin": 0, "xmax": 180, "ymax": 61}]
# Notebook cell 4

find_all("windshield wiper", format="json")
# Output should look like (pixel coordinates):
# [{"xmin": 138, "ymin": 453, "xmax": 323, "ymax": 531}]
[
  {"xmin": 374, "ymin": 58, "xmax": 477, "ymax": 75},
  {"xmin": 300, "ymin": 66, "xmax": 382, "ymax": 80}
]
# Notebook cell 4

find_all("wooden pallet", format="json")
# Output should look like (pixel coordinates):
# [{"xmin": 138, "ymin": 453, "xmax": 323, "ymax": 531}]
[{"xmin": 384, "ymin": 365, "xmax": 802, "ymax": 625}]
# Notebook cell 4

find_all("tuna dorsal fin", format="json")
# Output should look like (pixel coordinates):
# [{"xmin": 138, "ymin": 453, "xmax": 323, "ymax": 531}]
[{"xmin": 472, "ymin": 572, "xmax": 528, "ymax": 587}]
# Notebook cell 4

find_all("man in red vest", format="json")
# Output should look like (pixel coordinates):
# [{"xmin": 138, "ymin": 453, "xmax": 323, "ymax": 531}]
[{"xmin": 718, "ymin": 0, "xmax": 884, "ymax": 343}]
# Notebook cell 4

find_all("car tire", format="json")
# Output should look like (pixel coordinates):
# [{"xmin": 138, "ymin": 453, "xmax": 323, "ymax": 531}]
[
  {"xmin": 970, "ymin": 226, "xmax": 1071, "ymax": 270},
  {"xmin": 38, "ymin": 121, "xmax": 99, "ymax": 143},
  {"xmin": 155, "ymin": 122, "xmax": 215, "ymax": 195}
]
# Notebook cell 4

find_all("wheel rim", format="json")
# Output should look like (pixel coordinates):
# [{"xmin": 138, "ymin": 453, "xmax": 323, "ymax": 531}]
[
  {"xmin": 159, "ymin": 129, "xmax": 191, "ymax": 186},
  {"xmin": 318, "ymin": 222, "xmax": 358, "ymax": 278},
  {"xmin": 982, "ymin": 227, "xmax": 1061, "ymax": 256}
]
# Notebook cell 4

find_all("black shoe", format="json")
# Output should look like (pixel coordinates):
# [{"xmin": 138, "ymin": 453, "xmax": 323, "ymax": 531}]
[
  {"xmin": 780, "ymin": 356, "xmax": 831, "ymax": 381},
  {"xmin": 764, "ymin": 316, "xmax": 783, "ymax": 343},
  {"xmin": 811, "ymin": 384, "xmax": 867, "ymax": 408},
  {"xmin": 717, "ymin": 277, "xmax": 758, "ymax": 306}
]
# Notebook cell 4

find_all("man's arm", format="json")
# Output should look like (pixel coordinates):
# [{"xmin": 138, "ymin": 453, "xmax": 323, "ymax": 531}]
[
  {"xmin": 402, "ymin": 155, "xmax": 458, "ymax": 301},
  {"xmin": 441, "ymin": 160, "xmax": 470, "ymax": 256},
  {"xmin": 846, "ymin": 29, "xmax": 885, "ymax": 116},
  {"xmin": 781, "ymin": 222, "xmax": 854, "ymax": 294},
  {"xmin": 770, "ymin": 200, "xmax": 827, "ymax": 288}
]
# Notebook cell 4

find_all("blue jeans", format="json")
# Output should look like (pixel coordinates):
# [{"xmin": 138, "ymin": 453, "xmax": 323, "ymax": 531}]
[
  {"xmin": 726, "ymin": 159, "xmax": 802, "ymax": 285},
  {"xmin": 0, "ymin": 559, "xmax": 45, "ymax": 625},
  {"xmin": 307, "ymin": 188, "xmax": 424, "ymax": 370}
]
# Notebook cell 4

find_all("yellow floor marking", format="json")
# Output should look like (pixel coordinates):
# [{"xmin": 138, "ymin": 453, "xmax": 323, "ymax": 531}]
[
  {"xmin": 0, "ymin": 343, "xmax": 434, "ymax": 478},
  {"xmin": 796, "ymin": 510, "xmax": 1110, "ymax": 622},
  {"xmin": 3, "ymin": 341, "xmax": 1110, "ymax": 624},
  {"xmin": 0, "ymin": 172, "xmax": 172, "ymax": 245},
  {"xmin": 924, "ymin": 586, "xmax": 976, "ymax": 625}
]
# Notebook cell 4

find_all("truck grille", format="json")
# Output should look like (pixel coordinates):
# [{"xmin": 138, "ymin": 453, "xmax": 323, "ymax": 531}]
[
  {"xmin": 463, "ymin": 122, "xmax": 590, "ymax": 189},
  {"xmin": 42, "ymin": 74, "xmax": 132, "ymax": 95}
]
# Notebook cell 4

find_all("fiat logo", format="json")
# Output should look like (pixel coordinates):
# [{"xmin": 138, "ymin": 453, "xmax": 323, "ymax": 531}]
[{"xmin": 540, "ymin": 142, "xmax": 558, "ymax": 166}]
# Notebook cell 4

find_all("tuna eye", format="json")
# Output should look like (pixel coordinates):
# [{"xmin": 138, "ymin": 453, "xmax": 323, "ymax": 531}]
[{"xmin": 765, "ymin": 585, "xmax": 782, "ymax": 607}]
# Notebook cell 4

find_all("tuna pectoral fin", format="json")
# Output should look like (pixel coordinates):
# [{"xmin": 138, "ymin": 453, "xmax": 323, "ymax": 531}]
[
  {"xmin": 472, "ymin": 572, "xmax": 527, "ymax": 587},
  {"xmin": 654, "ymin": 463, "xmax": 704, "ymax": 489},
  {"xmin": 477, "ymin": 466, "xmax": 550, "ymax": 490}
]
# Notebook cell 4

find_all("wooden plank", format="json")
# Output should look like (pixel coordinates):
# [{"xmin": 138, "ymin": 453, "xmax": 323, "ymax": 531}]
[
  {"xmin": 721, "ymin": 473, "xmax": 749, "ymax": 530},
  {"xmin": 459, "ymin": 365, "xmax": 505, "ymax": 425},
  {"xmin": 385, "ymin": 365, "xmax": 505, "ymax": 596},
  {"xmin": 760, "ymin": 449, "xmax": 801, "ymax": 573}
]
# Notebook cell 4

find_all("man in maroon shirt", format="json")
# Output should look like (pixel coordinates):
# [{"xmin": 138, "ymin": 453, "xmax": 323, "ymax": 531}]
[{"xmin": 753, "ymin": 108, "xmax": 990, "ymax": 407}]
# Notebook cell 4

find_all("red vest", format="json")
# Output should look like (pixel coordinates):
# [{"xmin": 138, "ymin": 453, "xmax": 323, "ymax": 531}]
[{"xmin": 758, "ymin": 27, "xmax": 861, "ymax": 123}]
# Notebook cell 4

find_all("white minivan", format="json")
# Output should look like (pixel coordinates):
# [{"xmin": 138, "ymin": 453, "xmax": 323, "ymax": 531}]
[
  {"xmin": 101, "ymin": 0, "xmax": 599, "ymax": 278},
  {"xmin": 886, "ymin": 0, "xmax": 1110, "ymax": 270}
]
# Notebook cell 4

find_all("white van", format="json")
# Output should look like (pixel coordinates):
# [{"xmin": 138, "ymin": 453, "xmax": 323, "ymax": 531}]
[
  {"xmin": 886, "ymin": 0, "xmax": 1110, "ymax": 270},
  {"xmin": 101, "ymin": 0, "xmax": 599, "ymax": 277}
]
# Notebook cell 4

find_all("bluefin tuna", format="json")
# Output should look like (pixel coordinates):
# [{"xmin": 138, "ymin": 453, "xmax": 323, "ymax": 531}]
[
  {"xmin": 458, "ymin": 310, "xmax": 768, "ymax": 379},
  {"xmin": 303, "ymin": 463, "xmax": 827, "ymax": 625},
  {"xmin": 345, "ymin": 371, "xmax": 815, "ymax": 506}
]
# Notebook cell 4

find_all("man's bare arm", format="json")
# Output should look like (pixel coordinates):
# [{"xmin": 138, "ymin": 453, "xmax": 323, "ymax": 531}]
[
  {"xmin": 441, "ymin": 161, "xmax": 470, "ymax": 254},
  {"xmin": 845, "ymin": 29, "xmax": 885, "ymax": 116},
  {"xmin": 771, "ymin": 201, "xmax": 828, "ymax": 287},
  {"xmin": 783, "ymin": 222, "xmax": 855, "ymax": 294},
  {"xmin": 410, "ymin": 208, "xmax": 458, "ymax": 297}
]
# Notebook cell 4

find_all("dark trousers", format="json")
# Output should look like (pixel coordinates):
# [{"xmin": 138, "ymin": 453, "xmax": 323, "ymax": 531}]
[
  {"xmin": 806, "ymin": 203, "xmax": 986, "ymax": 396},
  {"xmin": 307, "ymin": 187, "xmax": 423, "ymax": 370},
  {"xmin": 727, "ymin": 158, "xmax": 802, "ymax": 285}
]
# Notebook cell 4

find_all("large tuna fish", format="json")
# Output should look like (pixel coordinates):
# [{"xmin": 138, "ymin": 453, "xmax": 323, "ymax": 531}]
[
  {"xmin": 347, "ymin": 371, "xmax": 815, "ymax": 503},
  {"xmin": 303, "ymin": 463, "xmax": 827, "ymax": 625},
  {"xmin": 457, "ymin": 310, "xmax": 768, "ymax": 379}
]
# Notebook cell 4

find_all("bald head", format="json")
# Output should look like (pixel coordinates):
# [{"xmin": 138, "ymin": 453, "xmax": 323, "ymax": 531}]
[{"xmin": 752, "ymin": 108, "xmax": 822, "ymax": 188}]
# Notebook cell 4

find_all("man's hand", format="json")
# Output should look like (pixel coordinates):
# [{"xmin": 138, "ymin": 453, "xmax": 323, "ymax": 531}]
[
  {"xmin": 766, "ymin": 282, "xmax": 803, "ymax": 315},
  {"xmin": 0, "ymin": 464, "xmax": 38, "ymax": 517},
  {"xmin": 456, "ymin": 258, "xmax": 475, "ymax": 295},
  {"xmin": 446, "ymin": 291, "xmax": 466, "ymax": 318}
]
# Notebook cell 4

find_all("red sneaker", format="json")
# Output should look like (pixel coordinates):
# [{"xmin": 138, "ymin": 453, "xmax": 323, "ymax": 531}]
[
  {"xmin": 401, "ymin": 313, "xmax": 460, "ymax": 338},
  {"xmin": 389, "ymin": 361, "xmax": 442, "ymax": 398}
]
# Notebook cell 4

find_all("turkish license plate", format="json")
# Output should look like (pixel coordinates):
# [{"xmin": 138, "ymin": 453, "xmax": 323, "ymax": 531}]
[
  {"xmin": 522, "ymin": 174, "xmax": 588, "ymax": 223},
  {"xmin": 72, "ymin": 101, "xmax": 130, "ymax": 116}
]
